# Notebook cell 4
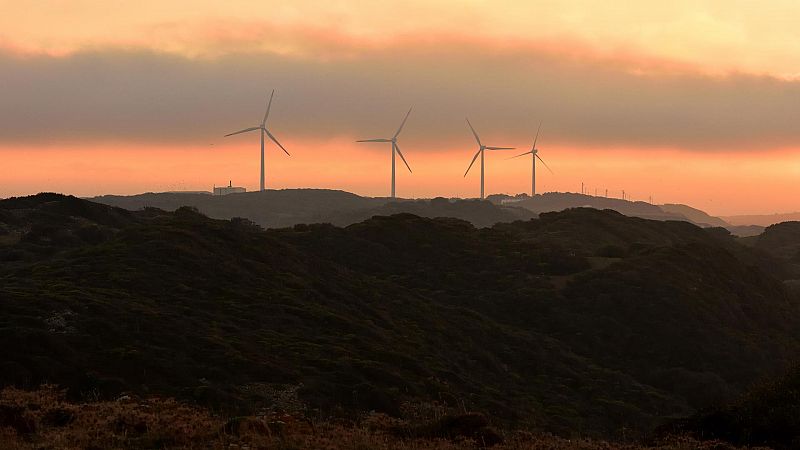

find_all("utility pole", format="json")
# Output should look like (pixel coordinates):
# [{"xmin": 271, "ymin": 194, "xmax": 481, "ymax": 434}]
[{"xmin": 622, "ymin": 190, "xmax": 626, "ymax": 200}]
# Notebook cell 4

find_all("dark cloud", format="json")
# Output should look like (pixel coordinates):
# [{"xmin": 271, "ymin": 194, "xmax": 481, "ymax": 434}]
[{"xmin": 1, "ymin": 42, "xmax": 799, "ymax": 151}]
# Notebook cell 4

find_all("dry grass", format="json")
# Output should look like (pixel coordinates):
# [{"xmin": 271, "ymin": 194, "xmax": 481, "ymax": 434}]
[{"xmin": 0, "ymin": 386, "xmax": 758, "ymax": 450}]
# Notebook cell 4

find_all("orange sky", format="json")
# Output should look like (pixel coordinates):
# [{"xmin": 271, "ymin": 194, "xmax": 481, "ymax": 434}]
[
  {"xmin": 1, "ymin": 1, "xmax": 800, "ymax": 215},
  {"xmin": 4, "ymin": 140, "xmax": 799, "ymax": 216}
]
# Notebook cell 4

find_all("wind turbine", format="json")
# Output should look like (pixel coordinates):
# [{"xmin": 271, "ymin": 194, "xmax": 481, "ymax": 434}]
[
  {"xmin": 509, "ymin": 122, "xmax": 552, "ymax": 196},
  {"xmin": 463, "ymin": 119, "xmax": 514, "ymax": 199},
  {"xmin": 224, "ymin": 89, "xmax": 290, "ymax": 192},
  {"xmin": 356, "ymin": 107, "xmax": 413, "ymax": 198}
]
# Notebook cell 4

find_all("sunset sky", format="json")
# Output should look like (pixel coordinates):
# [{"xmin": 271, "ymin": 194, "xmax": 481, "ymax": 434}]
[{"xmin": 2, "ymin": 1, "xmax": 800, "ymax": 215}]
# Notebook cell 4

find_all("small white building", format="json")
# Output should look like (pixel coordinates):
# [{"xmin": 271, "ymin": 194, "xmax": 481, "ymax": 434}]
[{"xmin": 213, "ymin": 181, "xmax": 246, "ymax": 196}]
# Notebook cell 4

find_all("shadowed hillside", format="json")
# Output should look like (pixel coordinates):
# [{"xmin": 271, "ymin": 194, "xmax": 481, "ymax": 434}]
[
  {"xmin": 744, "ymin": 221, "xmax": 800, "ymax": 284},
  {"xmin": 669, "ymin": 364, "xmax": 800, "ymax": 449},
  {"xmin": 2, "ymin": 194, "xmax": 799, "ymax": 439},
  {"xmin": 752, "ymin": 221, "xmax": 800, "ymax": 262}
]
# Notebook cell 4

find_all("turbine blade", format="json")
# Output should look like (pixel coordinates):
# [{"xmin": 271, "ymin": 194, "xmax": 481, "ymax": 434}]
[
  {"xmin": 393, "ymin": 107, "xmax": 413, "ymax": 139},
  {"xmin": 536, "ymin": 154, "xmax": 554, "ymax": 173},
  {"xmin": 486, "ymin": 146, "xmax": 515, "ymax": 150},
  {"xmin": 508, "ymin": 151, "xmax": 533, "ymax": 159},
  {"xmin": 464, "ymin": 150, "xmax": 481, "ymax": 177},
  {"xmin": 394, "ymin": 142, "xmax": 412, "ymax": 173},
  {"xmin": 224, "ymin": 126, "xmax": 260, "ymax": 137},
  {"xmin": 532, "ymin": 121, "xmax": 542, "ymax": 150},
  {"xmin": 465, "ymin": 118, "xmax": 482, "ymax": 146},
  {"xmin": 265, "ymin": 129, "xmax": 290, "ymax": 156},
  {"xmin": 356, "ymin": 138, "xmax": 391, "ymax": 142},
  {"xmin": 262, "ymin": 90, "xmax": 275, "ymax": 126}
]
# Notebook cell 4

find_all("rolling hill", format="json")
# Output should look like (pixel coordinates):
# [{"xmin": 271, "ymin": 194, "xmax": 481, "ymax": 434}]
[{"xmin": 2, "ymin": 194, "xmax": 799, "ymax": 439}]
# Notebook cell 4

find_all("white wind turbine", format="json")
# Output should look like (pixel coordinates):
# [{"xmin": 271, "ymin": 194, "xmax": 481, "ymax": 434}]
[
  {"xmin": 463, "ymin": 119, "xmax": 514, "ymax": 199},
  {"xmin": 356, "ymin": 107, "xmax": 413, "ymax": 198},
  {"xmin": 509, "ymin": 122, "xmax": 552, "ymax": 196},
  {"xmin": 224, "ymin": 90, "xmax": 290, "ymax": 192}
]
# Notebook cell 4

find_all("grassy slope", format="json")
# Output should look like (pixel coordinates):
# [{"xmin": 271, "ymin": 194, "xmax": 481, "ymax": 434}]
[{"xmin": 1, "ymin": 194, "xmax": 799, "ymax": 439}]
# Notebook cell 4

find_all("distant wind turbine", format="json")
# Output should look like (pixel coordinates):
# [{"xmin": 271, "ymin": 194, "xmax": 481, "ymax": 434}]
[
  {"xmin": 356, "ymin": 107, "xmax": 413, "ymax": 199},
  {"xmin": 509, "ymin": 122, "xmax": 552, "ymax": 196},
  {"xmin": 224, "ymin": 89, "xmax": 290, "ymax": 192},
  {"xmin": 463, "ymin": 119, "xmax": 514, "ymax": 199}
]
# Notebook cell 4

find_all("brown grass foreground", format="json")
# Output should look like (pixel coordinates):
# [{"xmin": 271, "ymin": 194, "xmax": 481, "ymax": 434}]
[{"xmin": 0, "ymin": 386, "xmax": 757, "ymax": 450}]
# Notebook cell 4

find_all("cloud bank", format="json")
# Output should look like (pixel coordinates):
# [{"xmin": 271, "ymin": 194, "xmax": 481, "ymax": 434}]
[{"xmin": 2, "ymin": 33, "xmax": 800, "ymax": 152}]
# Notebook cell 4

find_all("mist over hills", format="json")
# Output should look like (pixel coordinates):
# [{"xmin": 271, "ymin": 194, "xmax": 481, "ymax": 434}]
[
  {"xmin": 2, "ymin": 193, "xmax": 800, "ymax": 441},
  {"xmin": 657, "ymin": 204, "xmax": 730, "ymax": 228},
  {"xmin": 723, "ymin": 212, "xmax": 800, "ymax": 228},
  {"xmin": 488, "ymin": 193, "xmax": 686, "ymax": 222},
  {"xmin": 90, "ymin": 189, "xmax": 746, "ymax": 234}
]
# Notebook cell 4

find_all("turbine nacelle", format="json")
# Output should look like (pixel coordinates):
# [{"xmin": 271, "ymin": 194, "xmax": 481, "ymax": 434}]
[
  {"xmin": 223, "ymin": 89, "xmax": 290, "ymax": 192},
  {"xmin": 355, "ymin": 107, "xmax": 414, "ymax": 197},
  {"xmin": 463, "ymin": 118, "xmax": 514, "ymax": 177},
  {"xmin": 508, "ymin": 122, "xmax": 553, "ymax": 197}
]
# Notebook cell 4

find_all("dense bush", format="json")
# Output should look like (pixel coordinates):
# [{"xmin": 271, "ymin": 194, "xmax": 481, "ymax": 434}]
[{"xmin": 1, "ymin": 194, "xmax": 799, "ymax": 440}]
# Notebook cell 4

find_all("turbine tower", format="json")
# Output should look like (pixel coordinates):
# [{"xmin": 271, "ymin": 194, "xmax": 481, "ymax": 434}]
[
  {"xmin": 224, "ymin": 90, "xmax": 290, "ymax": 192},
  {"xmin": 463, "ymin": 119, "xmax": 514, "ymax": 199},
  {"xmin": 356, "ymin": 107, "xmax": 413, "ymax": 198},
  {"xmin": 509, "ymin": 123, "xmax": 552, "ymax": 196}
]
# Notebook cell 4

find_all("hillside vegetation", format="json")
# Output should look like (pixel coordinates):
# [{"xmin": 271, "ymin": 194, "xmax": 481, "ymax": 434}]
[
  {"xmin": 741, "ymin": 221, "xmax": 800, "ymax": 282},
  {"xmin": 1, "ymin": 194, "xmax": 799, "ymax": 440},
  {"xmin": 669, "ymin": 364, "xmax": 800, "ymax": 449},
  {"xmin": 0, "ymin": 386, "xmax": 746, "ymax": 450},
  {"xmin": 752, "ymin": 221, "xmax": 800, "ymax": 264}
]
